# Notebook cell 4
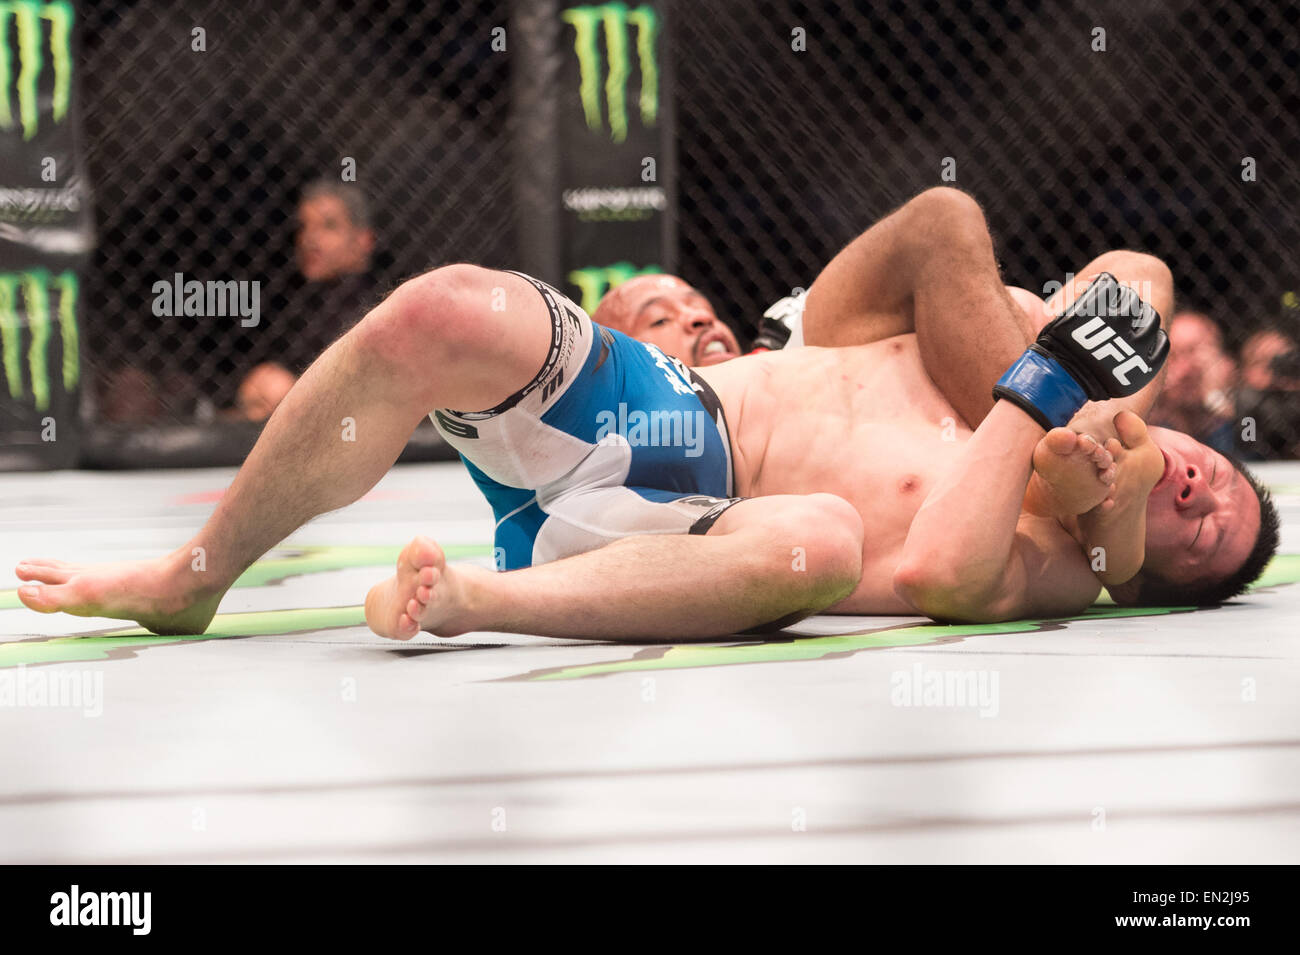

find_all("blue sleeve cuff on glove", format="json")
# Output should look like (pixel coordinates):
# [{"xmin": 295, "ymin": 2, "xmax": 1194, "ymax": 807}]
[{"xmin": 992, "ymin": 349, "xmax": 1089, "ymax": 430}]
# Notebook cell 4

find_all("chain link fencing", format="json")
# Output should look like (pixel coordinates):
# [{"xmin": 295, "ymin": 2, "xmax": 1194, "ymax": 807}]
[
  {"xmin": 80, "ymin": 0, "xmax": 513, "ymax": 429},
  {"xmin": 674, "ymin": 0, "xmax": 1300, "ymax": 458},
  {"xmin": 74, "ymin": 0, "xmax": 1300, "ymax": 459}
]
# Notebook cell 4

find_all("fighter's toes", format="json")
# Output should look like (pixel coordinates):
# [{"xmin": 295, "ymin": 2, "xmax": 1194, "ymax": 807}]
[
  {"xmin": 1041, "ymin": 427, "xmax": 1079, "ymax": 456},
  {"xmin": 400, "ymin": 535, "xmax": 444, "ymax": 576},
  {"xmin": 366, "ymin": 536, "xmax": 452, "ymax": 641},
  {"xmin": 15, "ymin": 583, "xmax": 55, "ymax": 613},
  {"xmin": 1085, "ymin": 440, "xmax": 1115, "ymax": 480},
  {"xmin": 14, "ymin": 562, "xmax": 79, "ymax": 585},
  {"xmin": 16, "ymin": 557, "xmax": 77, "ymax": 569},
  {"xmin": 16, "ymin": 581, "xmax": 89, "ymax": 615},
  {"xmin": 1112, "ymin": 409, "xmax": 1150, "ymax": 448},
  {"xmin": 15, "ymin": 556, "xmax": 86, "ymax": 579}
]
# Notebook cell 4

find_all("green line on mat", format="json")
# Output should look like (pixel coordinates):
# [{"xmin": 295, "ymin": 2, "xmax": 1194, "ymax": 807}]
[
  {"xmin": 1, "ymin": 606, "xmax": 367, "ymax": 667},
  {"xmin": 0, "ymin": 542, "xmax": 492, "ymax": 610},
  {"xmin": 1, "ymin": 552, "xmax": 1295, "ymax": 674},
  {"xmin": 520, "ymin": 556, "xmax": 1300, "ymax": 681},
  {"xmin": 522, "ymin": 605, "xmax": 1191, "ymax": 681}
]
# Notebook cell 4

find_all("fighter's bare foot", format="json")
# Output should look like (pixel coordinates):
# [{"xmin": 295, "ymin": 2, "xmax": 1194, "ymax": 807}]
[
  {"xmin": 1027, "ymin": 427, "xmax": 1117, "ymax": 518},
  {"xmin": 364, "ymin": 536, "xmax": 470, "ymax": 641},
  {"xmin": 1093, "ymin": 411, "xmax": 1166, "ymax": 513},
  {"xmin": 14, "ymin": 553, "xmax": 223, "ymax": 635},
  {"xmin": 1076, "ymin": 410, "xmax": 1167, "ymax": 587}
]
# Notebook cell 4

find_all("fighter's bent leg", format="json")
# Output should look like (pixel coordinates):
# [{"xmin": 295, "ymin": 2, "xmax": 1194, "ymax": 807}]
[
  {"xmin": 16, "ymin": 265, "xmax": 554, "ymax": 634},
  {"xmin": 907, "ymin": 231, "xmax": 1171, "ymax": 431},
  {"xmin": 803, "ymin": 188, "xmax": 1035, "ymax": 429},
  {"xmin": 801, "ymin": 196, "xmax": 922, "ymax": 347},
  {"xmin": 366, "ymin": 494, "xmax": 864, "ymax": 642},
  {"xmin": 1042, "ymin": 250, "xmax": 1173, "ymax": 332},
  {"xmin": 902, "ymin": 189, "xmax": 1039, "ymax": 427}
]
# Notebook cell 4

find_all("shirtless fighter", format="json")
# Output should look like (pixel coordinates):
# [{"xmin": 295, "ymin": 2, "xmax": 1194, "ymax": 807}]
[
  {"xmin": 594, "ymin": 188, "xmax": 1280, "ymax": 610},
  {"xmin": 15, "ymin": 190, "xmax": 1277, "ymax": 640}
]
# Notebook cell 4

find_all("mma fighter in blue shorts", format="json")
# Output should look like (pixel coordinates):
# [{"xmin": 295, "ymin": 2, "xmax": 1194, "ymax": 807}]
[{"xmin": 16, "ymin": 190, "xmax": 1277, "ymax": 640}]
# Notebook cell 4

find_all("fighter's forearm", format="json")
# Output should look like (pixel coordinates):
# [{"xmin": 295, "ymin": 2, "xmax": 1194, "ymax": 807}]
[{"xmin": 896, "ymin": 401, "xmax": 1042, "ymax": 607}]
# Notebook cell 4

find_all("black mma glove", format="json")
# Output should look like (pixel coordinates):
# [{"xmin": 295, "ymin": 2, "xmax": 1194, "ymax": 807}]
[{"xmin": 992, "ymin": 272, "xmax": 1168, "ymax": 430}]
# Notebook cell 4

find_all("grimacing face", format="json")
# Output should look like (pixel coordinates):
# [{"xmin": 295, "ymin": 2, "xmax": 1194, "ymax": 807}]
[
  {"xmin": 1141, "ymin": 427, "xmax": 1261, "ymax": 586},
  {"xmin": 597, "ymin": 275, "xmax": 742, "ymax": 366}
]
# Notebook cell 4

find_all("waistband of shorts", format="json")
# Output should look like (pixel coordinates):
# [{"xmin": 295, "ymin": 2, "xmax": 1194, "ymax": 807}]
[{"xmin": 682, "ymin": 365, "xmax": 736, "ymax": 497}]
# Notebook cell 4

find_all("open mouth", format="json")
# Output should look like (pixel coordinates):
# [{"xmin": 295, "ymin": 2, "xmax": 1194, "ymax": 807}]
[{"xmin": 694, "ymin": 333, "xmax": 736, "ymax": 365}]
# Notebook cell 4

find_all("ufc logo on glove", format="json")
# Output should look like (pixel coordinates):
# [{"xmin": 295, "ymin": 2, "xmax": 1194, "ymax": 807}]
[
  {"xmin": 993, "ymin": 273, "xmax": 1169, "ymax": 430},
  {"xmin": 1070, "ymin": 318, "xmax": 1151, "ymax": 387}
]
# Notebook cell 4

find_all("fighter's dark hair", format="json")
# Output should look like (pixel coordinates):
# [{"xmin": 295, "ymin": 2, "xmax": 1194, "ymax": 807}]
[{"xmin": 1120, "ymin": 453, "xmax": 1281, "ymax": 607}]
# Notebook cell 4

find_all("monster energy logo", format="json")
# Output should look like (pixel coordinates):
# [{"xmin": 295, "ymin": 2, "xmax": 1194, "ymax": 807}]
[
  {"xmin": 0, "ymin": 0, "xmax": 73, "ymax": 140},
  {"xmin": 561, "ymin": 3, "xmax": 658, "ymax": 143},
  {"xmin": 568, "ymin": 262, "xmax": 660, "ymax": 314},
  {"xmin": 0, "ymin": 268, "xmax": 78, "ymax": 411}
]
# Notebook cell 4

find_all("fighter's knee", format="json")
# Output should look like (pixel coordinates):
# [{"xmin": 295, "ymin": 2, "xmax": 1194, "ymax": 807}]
[
  {"xmin": 773, "ymin": 493, "xmax": 863, "ymax": 599},
  {"xmin": 358, "ymin": 263, "xmax": 494, "ymax": 358},
  {"xmin": 1088, "ymin": 250, "xmax": 1173, "ymax": 297},
  {"xmin": 903, "ymin": 188, "xmax": 992, "ymax": 257},
  {"xmin": 390, "ymin": 263, "xmax": 494, "ymax": 332},
  {"xmin": 907, "ymin": 186, "xmax": 985, "ymax": 227}
]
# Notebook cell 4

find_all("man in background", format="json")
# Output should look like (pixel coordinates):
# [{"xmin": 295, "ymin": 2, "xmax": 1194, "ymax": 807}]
[
  {"xmin": 1237, "ymin": 324, "xmax": 1300, "ymax": 459},
  {"xmin": 1148, "ymin": 312, "xmax": 1237, "ymax": 453},
  {"xmin": 234, "ymin": 180, "xmax": 378, "ymax": 420}
]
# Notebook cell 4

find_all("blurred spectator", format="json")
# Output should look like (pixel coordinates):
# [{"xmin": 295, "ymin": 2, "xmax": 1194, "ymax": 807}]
[
  {"xmin": 295, "ymin": 179, "xmax": 376, "ymax": 286},
  {"xmin": 96, "ymin": 366, "xmax": 209, "ymax": 424},
  {"xmin": 234, "ymin": 180, "xmax": 379, "ymax": 421},
  {"xmin": 1236, "ymin": 325, "xmax": 1300, "ymax": 459},
  {"xmin": 1240, "ymin": 327, "xmax": 1299, "ymax": 390},
  {"xmin": 1147, "ymin": 312, "xmax": 1237, "ymax": 453},
  {"xmin": 235, "ymin": 362, "xmax": 297, "ymax": 422},
  {"xmin": 283, "ymin": 179, "xmax": 378, "ymax": 370},
  {"xmin": 97, "ymin": 366, "xmax": 164, "ymax": 424}
]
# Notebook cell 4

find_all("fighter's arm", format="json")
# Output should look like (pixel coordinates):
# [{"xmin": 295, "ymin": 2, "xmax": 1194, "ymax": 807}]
[
  {"xmin": 897, "ymin": 274, "xmax": 1168, "ymax": 621},
  {"xmin": 893, "ymin": 401, "xmax": 1101, "ymax": 622},
  {"xmin": 1018, "ymin": 279, "xmax": 1167, "ymax": 558},
  {"xmin": 801, "ymin": 219, "xmax": 1175, "ymax": 443}
]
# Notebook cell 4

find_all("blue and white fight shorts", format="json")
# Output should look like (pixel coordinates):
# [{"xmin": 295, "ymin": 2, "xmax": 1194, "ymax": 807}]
[{"xmin": 430, "ymin": 272, "xmax": 743, "ymax": 570}]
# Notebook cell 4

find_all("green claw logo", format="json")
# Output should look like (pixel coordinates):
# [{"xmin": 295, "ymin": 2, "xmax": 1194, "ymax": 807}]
[
  {"xmin": 561, "ymin": 3, "xmax": 658, "ymax": 143},
  {"xmin": 0, "ymin": 268, "xmax": 79, "ymax": 411},
  {"xmin": 0, "ymin": 0, "xmax": 73, "ymax": 140},
  {"xmin": 568, "ymin": 261, "xmax": 661, "ymax": 314}
]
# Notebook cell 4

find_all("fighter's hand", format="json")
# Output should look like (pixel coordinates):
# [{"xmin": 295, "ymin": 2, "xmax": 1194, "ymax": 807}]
[
  {"xmin": 1089, "ymin": 410, "xmax": 1164, "ymax": 516},
  {"xmin": 1027, "ymin": 428, "xmax": 1117, "ymax": 519},
  {"xmin": 993, "ymin": 273, "xmax": 1167, "ymax": 431}
]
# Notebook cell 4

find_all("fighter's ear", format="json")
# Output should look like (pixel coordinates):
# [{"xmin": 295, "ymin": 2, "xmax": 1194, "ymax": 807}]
[{"xmin": 1106, "ymin": 574, "xmax": 1143, "ymax": 606}]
